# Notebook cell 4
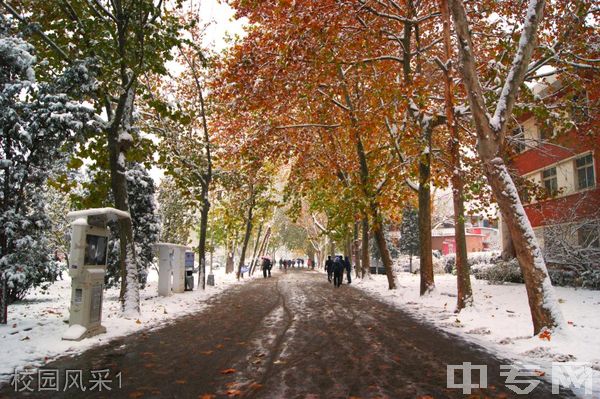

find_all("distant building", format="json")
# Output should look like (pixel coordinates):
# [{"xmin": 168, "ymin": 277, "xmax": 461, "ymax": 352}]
[
  {"xmin": 431, "ymin": 227, "xmax": 485, "ymax": 255},
  {"xmin": 505, "ymin": 79, "xmax": 600, "ymax": 251}
]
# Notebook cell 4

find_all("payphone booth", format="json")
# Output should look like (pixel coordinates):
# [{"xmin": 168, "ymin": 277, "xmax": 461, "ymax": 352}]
[{"xmin": 63, "ymin": 208, "xmax": 131, "ymax": 341}]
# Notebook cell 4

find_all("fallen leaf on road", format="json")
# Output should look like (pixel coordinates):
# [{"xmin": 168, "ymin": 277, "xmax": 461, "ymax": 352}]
[
  {"xmin": 220, "ymin": 368, "xmax": 237, "ymax": 374},
  {"xmin": 176, "ymin": 379, "xmax": 186, "ymax": 384},
  {"xmin": 226, "ymin": 389, "xmax": 242, "ymax": 396},
  {"xmin": 199, "ymin": 395, "xmax": 216, "ymax": 399},
  {"xmin": 539, "ymin": 330, "xmax": 552, "ymax": 341},
  {"xmin": 200, "ymin": 351, "xmax": 213, "ymax": 356},
  {"xmin": 128, "ymin": 391, "xmax": 144, "ymax": 398}
]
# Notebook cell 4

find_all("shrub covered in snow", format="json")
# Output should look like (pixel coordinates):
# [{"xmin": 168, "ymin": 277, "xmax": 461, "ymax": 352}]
[
  {"xmin": 442, "ymin": 251, "xmax": 501, "ymax": 274},
  {"xmin": 473, "ymin": 259, "xmax": 524, "ymax": 284}
]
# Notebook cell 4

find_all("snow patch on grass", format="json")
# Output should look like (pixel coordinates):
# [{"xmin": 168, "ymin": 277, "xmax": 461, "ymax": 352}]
[{"xmin": 354, "ymin": 273, "xmax": 600, "ymax": 397}]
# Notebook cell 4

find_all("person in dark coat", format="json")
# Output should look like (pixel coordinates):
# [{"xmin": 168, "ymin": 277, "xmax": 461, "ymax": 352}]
[
  {"xmin": 344, "ymin": 256, "xmax": 352, "ymax": 284},
  {"xmin": 333, "ymin": 256, "xmax": 344, "ymax": 287},
  {"xmin": 262, "ymin": 257, "xmax": 272, "ymax": 278},
  {"xmin": 325, "ymin": 256, "xmax": 333, "ymax": 283}
]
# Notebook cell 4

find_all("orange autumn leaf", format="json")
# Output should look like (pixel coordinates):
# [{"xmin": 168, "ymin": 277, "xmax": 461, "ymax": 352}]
[
  {"xmin": 199, "ymin": 395, "xmax": 216, "ymax": 399},
  {"xmin": 200, "ymin": 351, "xmax": 213, "ymax": 355},
  {"xmin": 220, "ymin": 368, "xmax": 237, "ymax": 374},
  {"xmin": 249, "ymin": 382, "xmax": 263, "ymax": 390},
  {"xmin": 175, "ymin": 379, "xmax": 186, "ymax": 384},
  {"xmin": 129, "ymin": 391, "xmax": 144, "ymax": 399},
  {"xmin": 539, "ymin": 330, "xmax": 552, "ymax": 341},
  {"xmin": 226, "ymin": 389, "xmax": 242, "ymax": 397}
]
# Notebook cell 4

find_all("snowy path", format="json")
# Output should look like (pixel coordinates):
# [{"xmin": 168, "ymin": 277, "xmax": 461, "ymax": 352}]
[{"xmin": 0, "ymin": 270, "xmax": 573, "ymax": 398}]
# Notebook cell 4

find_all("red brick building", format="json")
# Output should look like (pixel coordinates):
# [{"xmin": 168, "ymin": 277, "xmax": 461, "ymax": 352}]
[{"xmin": 507, "ymin": 84, "xmax": 600, "ymax": 250}]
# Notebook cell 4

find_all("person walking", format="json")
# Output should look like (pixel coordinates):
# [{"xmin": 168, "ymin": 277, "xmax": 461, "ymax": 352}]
[
  {"xmin": 344, "ymin": 256, "xmax": 352, "ymax": 284},
  {"xmin": 262, "ymin": 257, "xmax": 272, "ymax": 278},
  {"xmin": 325, "ymin": 256, "xmax": 333, "ymax": 283},
  {"xmin": 333, "ymin": 256, "xmax": 344, "ymax": 287}
]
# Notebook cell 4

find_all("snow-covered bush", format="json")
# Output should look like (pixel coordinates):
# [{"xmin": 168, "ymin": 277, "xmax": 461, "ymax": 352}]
[
  {"xmin": 473, "ymin": 259, "xmax": 524, "ymax": 284},
  {"xmin": 0, "ymin": 17, "xmax": 95, "ymax": 322},
  {"xmin": 443, "ymin": 250, "xmax": 501, "ymax": 274},
  {"xmin": 581, "ymin": 269, "xmax": 600, "ymax": 290}
]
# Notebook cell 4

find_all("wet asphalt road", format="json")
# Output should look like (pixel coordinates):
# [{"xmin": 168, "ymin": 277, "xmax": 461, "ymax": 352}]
[{"xmin": 0, "ymin": 269, "xmax": 573, "ymax": 398}]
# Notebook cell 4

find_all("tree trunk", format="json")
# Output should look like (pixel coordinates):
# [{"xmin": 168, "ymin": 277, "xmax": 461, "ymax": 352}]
[
  {"xmin": 1, "ymin": 141, "xmax": 9, "ymax": 324},
  {"xmin": 447, "ymin": 0, "xmax": 562, "ymax": 333},
  {"xmin": 501, "ymin": 217, "xmax": 516, "ymax": 260},
  {"xmin": 253, "ymin": 226, "xmax": 271, "ymax": 275},
  {"xmin": 328, "ymin": 236, "xmax": 335, "ymax": 257},
  {"xmin": 225, "ymin": 240, "xmax": 235, "ymax": 274},
  {"xmin": 257, "ymin": 227, "xmax": 271, "ymax": 261},
  {"xmin": 0, "ymin": 273, "xmax": 7, "ymax": 325},
  {"xmin": 107, "ymin": 89, "xmax": 139, "ymax": 317},
  {"xmin": 185, "ymin": 45, "xmax": 212, "ymax": 289},
  {"xmin": 237, "ymin": 191, "xmax": 255, "ymax": 280},
  {"xmin": 485, "ymin": 159, "xmax": 563, "ymax": 333},
  {"xmin": 440, "ymin": 0, "xmax": 472, "ymax": 311},
  {"xmin": 371, "ymin": 209, "xmax": 396, "ymax": 289},
  {"xmin": 418, "ymin": 129, "xmax": 435, "ymax": 295},
  {"xmin": 248, "ymin": 223, "xmax": 263, "ymax": 275},
  {"xmin": 361, "ymin": 215, "xmax": 370, "ymax": 278},
  {"xmin": 197, "ymin": 193, "xmax": 210, "ymax": 289},
  {"xmin": 353, "ymin": 221, "xmax": 361, "ymax": 278}
]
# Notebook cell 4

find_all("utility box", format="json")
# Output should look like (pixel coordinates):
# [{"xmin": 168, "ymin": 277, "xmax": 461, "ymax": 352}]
[
  {"xmin": 155, "ymin": 243, "xmax": 174, "ymax": 297},
  {"xmin": 155, "ymin": 243, "xmax": 189, "ymax": 295},
  {"xmin": 63, "ymin": 208, "xmax": 130, "ymax": 341},
  {"xmin": 172, "ymin": 246, "xmax": 187, "ymax": 293}
]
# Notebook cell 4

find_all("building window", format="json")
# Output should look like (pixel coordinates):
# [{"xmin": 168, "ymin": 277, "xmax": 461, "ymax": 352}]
[
  {"xmin": 542, "ymin": 167, "xmax": 558, "ymax": 196},
  {"xmin": 576, "ymin": 153, "xmax": 595, "ymax": 190},
  {"xmin": 578, "ymin": 226, "xmax": 599, "ymax": 248}
]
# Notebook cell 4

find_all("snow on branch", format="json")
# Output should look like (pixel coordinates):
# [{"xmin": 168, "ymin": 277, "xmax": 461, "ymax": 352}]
[{"xmin": 490, "ymin": 0, "xmax": 546, "ymax": 132}]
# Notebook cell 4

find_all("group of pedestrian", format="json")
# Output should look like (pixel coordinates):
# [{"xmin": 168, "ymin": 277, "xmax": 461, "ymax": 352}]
[
  {"xmin": 278, "ymin": 258, "xmax": 306, "ymax": 271},
  {"xmin": 325, "ymin": 255, "xmax": 352, "ymax": 287}
]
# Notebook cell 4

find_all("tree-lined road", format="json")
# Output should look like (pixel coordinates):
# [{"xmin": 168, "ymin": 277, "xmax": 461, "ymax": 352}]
[{"xmin": 1, "ymin": 270, "xmax": 571, "ymax": 398}]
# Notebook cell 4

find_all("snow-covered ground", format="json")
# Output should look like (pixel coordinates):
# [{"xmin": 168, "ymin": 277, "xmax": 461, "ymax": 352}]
[
  {"xmin": 355, "ymin": 273, "xmax": 600, "ymax": 398},
  {"xmin": 0, "ymin": 266, "xmax": 247, "ymax": 383}
]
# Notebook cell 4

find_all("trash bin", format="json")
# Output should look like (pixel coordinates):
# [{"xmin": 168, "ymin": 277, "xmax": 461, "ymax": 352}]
[{"xmin": 185, "ymin": 268, "xmax": 194, "ymax": 291}]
